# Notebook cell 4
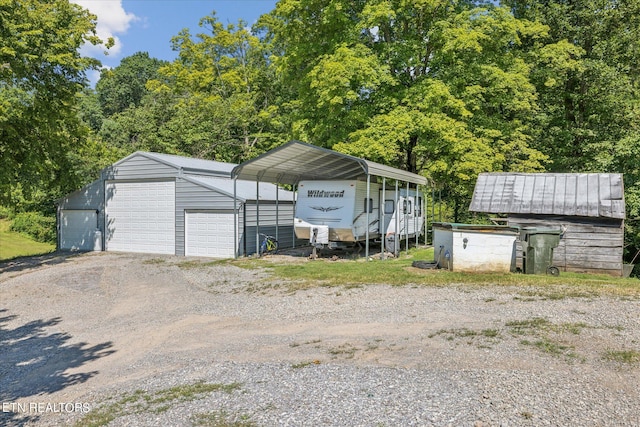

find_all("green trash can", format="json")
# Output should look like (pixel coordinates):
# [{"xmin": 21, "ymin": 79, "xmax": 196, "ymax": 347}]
[{"xmin": 520, "ymin": 227, "xmax": 561, "ymax": 275}]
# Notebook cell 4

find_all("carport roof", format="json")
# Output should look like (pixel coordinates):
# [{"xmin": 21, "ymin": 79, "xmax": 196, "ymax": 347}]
[
  {"xmin": 184, "ymin": 175, "xmax": 294, "ymax": 202},
  {"xmin": 231, "ymin": 141, "xmax": 427, "ymax": 185}
]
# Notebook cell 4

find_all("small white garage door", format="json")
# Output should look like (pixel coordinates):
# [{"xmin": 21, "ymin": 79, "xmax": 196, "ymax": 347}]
[
  {"xmin": 105, "ymin": 181, "xmax": 175, "ymax": 254},
  {"xmin": 185, "ymin": 211, "xmax": 236, "ymax": 258},
  {"xmin": 60, "ymin": 210, "xmax": 98, "ymax": 251}
]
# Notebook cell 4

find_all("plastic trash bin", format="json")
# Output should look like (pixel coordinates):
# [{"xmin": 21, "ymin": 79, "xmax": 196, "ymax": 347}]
[{"xmin": 520, "ymin": 227, "xmax": 561, "ymax": 275}]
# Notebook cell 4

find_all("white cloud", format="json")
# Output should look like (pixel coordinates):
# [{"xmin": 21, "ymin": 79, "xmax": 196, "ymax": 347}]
[{"xmin": 71, "ymin": 0, "xmax": 138, "ymax": 57}]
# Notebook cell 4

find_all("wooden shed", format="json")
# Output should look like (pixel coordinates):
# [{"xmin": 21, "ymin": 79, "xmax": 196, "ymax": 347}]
[{"xmin": 469, "ymin": 173, "xmax": 625, "ymax": 276}]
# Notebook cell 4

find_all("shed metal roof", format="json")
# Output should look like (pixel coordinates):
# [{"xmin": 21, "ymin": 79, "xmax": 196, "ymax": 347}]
[
  {"xmin": 469, "ymin": 172, "xmax": 625, "ymax": 219},
  {"xmin": 184, "ymin": 175, "xmax": 294, "ymax": 202},
  {"xmin": 121, "ymin": 151, "xmax": 236, "ymax": 175},
  {"xmin": 232, "ymin": 140, "xmax": 428, "ymax": 185}
]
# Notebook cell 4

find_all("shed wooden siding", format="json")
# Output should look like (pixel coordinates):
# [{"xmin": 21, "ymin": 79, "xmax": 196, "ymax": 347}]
[
  {"xmin": 509, "ymin": 215, "xmax": 624, "ymax": 276},
  {"xmin": 175, "ymin": 178, "xmax": 242, "ymax": 256},
  {"xmin": 470, "ymin": 173, "xmax": 625, "ymax": 219},
  {"xmin": 103, "ymin": 153, "xmax": 178, "ymax": 180}
]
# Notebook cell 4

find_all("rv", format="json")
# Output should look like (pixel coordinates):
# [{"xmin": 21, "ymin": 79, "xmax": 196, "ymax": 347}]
[{"xmin": 294, "ymin": 180, "xmax": 425, "ymax": 251}]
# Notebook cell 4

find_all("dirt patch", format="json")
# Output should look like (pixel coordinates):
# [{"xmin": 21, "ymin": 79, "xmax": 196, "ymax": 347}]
[{"xmin": 1, "ymin": 252, "xmax": 639, "ymax": 426}]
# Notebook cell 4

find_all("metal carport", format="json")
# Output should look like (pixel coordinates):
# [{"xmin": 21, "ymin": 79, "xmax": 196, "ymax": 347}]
[{"xmin": 231, "ymin": 140, "xmax": 428, "ymax": 259}]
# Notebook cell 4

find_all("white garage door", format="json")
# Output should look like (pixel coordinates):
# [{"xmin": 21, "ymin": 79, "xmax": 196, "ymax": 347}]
[
  {"xmin": 60, "ymin": 210, "xmax": 98, "ymax": 251},
  {"xmin": 105, "ymin": 181, "xmax": 175, "ymax": 254},
  {"xmin": 185, "ymin": 211, "xmax": 236, "ymax": 258}
]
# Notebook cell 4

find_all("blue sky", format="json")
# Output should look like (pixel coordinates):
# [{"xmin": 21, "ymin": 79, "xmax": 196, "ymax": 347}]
[{"xmin": 72, "ymin": 0, "xmax": 278, "ymax": 83}]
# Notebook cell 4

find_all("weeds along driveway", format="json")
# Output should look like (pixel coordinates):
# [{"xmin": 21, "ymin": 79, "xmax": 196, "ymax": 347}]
[{"xmin": 0, "ymin": 252, "xmax": 639, "ymax": 426}]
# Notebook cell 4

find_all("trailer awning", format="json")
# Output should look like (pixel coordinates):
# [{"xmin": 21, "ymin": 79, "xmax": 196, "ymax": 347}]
[{"xmin": 232, "ymin": 140, "xmax": 427, "ymax": 185}]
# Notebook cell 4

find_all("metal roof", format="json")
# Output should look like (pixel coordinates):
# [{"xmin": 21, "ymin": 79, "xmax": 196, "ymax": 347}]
[
  {"xmin": 469, "ymin": 172, "xmax": 625, "ymax": 219},
  {"xmin": 184, "ymin": 175, "xmax": 294, "ymax": 202},
  {"xmin": 231, "ymin": 140, "xmax": 428, "ymax": 185},
  {"xmin": 129, "ymin": 151, "xmax": 236, "ymax": 175}
]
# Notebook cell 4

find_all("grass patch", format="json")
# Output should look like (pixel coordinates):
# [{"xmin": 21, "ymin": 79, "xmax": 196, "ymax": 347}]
[
  {"xmin": 226, "ymin": 246, "xmax": 640, "ymax": 297},
  {"xmin": 506, "ymin": 317, "xmax": 588, "ymax": 360},
  {"xmin": 291, "ymin": 360, "xmax": 321, "ymax": 369},
  {"xmin": 176, "ymin": 259, "xmax": 231, "ymax": 269},
  {"xmin": 428, "ymin": 327, "xmax": 502, "ymax": 348},
  {"xmin": 0, "ymin": 219, "xmax": 55, "ymax": 261},
  {"xmin": 602, "ymin": 349, "xmax": 640, "ymax": 364},
  {"xmin": 74, "ymin": 381, "xmax": 241, "ymax": 427},
  {"xmin": 520, "ymin": 338, "xmax": 573, "ymax": 357},
  {"xmin": 191, "ymin": 410, "xmax": 256, "ymax": 427},
  {"xmin": 328, "ymin": 343, "xmax": 358, "ymax": 359},
  {"xmin": 142, "ymin": 258, "xmax": 166, "ymax": 265}
]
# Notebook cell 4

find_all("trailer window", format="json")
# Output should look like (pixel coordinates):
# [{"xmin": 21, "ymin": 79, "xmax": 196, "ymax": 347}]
[
  {"xmin": 416, "ymin": 197, "xmax": 422, "ymax": 216},
  {"xmin": 364, "ymin": 198, "xmax": 373, "ymax": 213},
  {"xmin": 403, "ymin": 200, "xmax": 412, "ymax": 215},
  {"xmin": 384, "ymin": 200, "xmax": 394, "ymax": 214}
]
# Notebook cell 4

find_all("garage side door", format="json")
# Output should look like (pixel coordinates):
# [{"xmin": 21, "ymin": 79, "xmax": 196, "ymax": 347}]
[
  {"xmin": 185, "ymin": 211, "xmax": 236, "ymax": 258},
  {"xmin": 105, "ymin": 181, "xmax": 175, "ymax": 254},
  {"xmin": 60, "ymin": 210, "xmax": 98, "ymax": 251}
]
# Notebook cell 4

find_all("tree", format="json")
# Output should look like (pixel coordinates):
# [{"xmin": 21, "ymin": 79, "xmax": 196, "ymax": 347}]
[
  {"xmin": 504, "ymin": 0, "xmax": 640, "ymax": 263},
  {"xmin": 96, "ymin": 52, "xmax": 167, "ymax": 117},
  {"xmin": 137, "ymin": 13, "xmax": 287, "ymax": 162},
  {"xmin": 261, "ymin": 1, "xmax": 550, "ymax": 219},
  {"xmin": 0, "ymin": 0, "xmax": 106, "ymax": 206}
]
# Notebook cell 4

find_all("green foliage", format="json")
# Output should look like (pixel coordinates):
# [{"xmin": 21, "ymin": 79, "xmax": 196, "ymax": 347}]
[
  {"xmin": 96, "ymin": 52, "xmax": 167, "ymax": 117},
  {"xmin": 263, "ymin": 1, "xmax": 549, "ymax": 220},
  {"xmin": 0, "ymin": 0, "xmax": 105, "ymax": 205},
  {"xmin": 134, "ymin": 14, "xmax": 288, "ymax": 162},
  {"xmin": 0, "ymin": 205, "xmax": 12, "ymax": 219},
  {"xmin": 9, "ymin": 212, "xmax": 56, "ymax": 244},
  {"xmin": 0, "ymin": 219, "xmax": 55, "ymax": 260},
  {"xmin": 502, "ymin": 0, "xmax": 640, "ymax": 262}
]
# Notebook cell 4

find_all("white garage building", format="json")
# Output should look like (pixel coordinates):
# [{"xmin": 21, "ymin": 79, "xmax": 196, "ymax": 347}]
[{"xmin": 57, "ymin": 151, "xmax": 295, "ymax": 257}]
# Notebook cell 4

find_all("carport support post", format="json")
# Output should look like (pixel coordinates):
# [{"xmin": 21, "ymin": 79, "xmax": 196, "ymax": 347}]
[
  {"xmin": 415, "ymin": 184, "xmax": 419, "ymax": 247},
  {"xmin": 365, "ymin": 174, "xmax": 370, "ymax": 260},
  {"xmin": 406, "ymin": 181, "xmax": 410, "ymax": 253},
  {"xmin": 255, "ymin": 178, "xmax": 260, "ymax": 256},
  {"xmin": 292, "ymin": 183, "xmax": 297, "ymax": 249},
  {"xmin": 275, "ymin": 184, "xmax": 279, "ymax": 242},
  {"xmin": 381, "ymin": 178, "xmax": 386, "ymax": 260},
  {"xmin": 233, "ymin": 177, "xmax": 238, "ymax": 259},
  {"xmin": 395, "ymin": 180, "xmax": 399, "ymax": 257}
]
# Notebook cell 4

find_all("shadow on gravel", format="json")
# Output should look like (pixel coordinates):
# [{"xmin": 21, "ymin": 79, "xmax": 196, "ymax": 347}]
[
  {"xmin": 0, "ymin": 309, "xmax": 115, "ymax": 426},
  {"xmin": 0, "ymin": 251, "xmax": 85, "ymax": 278}
]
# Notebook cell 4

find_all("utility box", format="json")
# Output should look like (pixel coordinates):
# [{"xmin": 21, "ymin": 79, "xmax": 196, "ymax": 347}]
[
  {"xmin": 520, "ymin": 228, "xmax": 561, "ymax": 275},
  {"xmin": 432, "ymin": 223, "xmax": 520, "ymax": 273}
]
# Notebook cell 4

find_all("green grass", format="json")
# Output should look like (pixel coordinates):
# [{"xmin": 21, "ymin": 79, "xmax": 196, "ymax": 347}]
[
  {"xmin": 191, "ymin": 411, "xmax": 256, "ymax": 427},
  {"xmin": 226, "ymin": 246, "xmax": 640, "ymax": 297},
  {"xmin": 74, "ymin": 382, "xmax": 242, "ymax": 427},
  {"xmin": 602, "ymin": 349, "xmax": 640, "ymax": 364},
  {"xmin": 0, "ymin": 219, "xmax": 55, "ymax": 261}
]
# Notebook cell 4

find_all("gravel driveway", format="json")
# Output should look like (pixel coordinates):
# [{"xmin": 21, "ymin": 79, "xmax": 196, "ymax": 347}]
[{"xmin": 1, "ymin": 252, "xmax": 639, "ymax": 426}]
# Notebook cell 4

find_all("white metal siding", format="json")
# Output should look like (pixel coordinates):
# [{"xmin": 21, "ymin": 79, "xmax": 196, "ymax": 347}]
[
  {"xmin": 354, "ymin": 181, "xmax": 380, "ymax": 239},
  {"xmin": 105, "ymin": 181, "xmax": 175, "ymax": 254},
  {"xmin": 175, "ymin": 178, "xmax": 239, "ymax": 256},
  {"xmin": 60, "ymin": 210, "xmax": 98, "ymax": 251},
  {"xmin": 185, "ymin": 211, "xmax": 236, "ymax": 258},
  {"xmin": 103, "ymin": 153, "xmax": 179, "ymax": 180}
]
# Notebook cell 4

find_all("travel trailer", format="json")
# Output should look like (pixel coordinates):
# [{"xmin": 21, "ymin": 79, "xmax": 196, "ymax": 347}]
[{"xmin": 294, "ymin": 180, "xmax": 425, "ymax": 252}]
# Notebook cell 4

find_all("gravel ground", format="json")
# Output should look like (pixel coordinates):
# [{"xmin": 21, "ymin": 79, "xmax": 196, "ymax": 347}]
[{"xmin": 1, "ymin": 251, "xmax": 639, "ymax": 426}]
